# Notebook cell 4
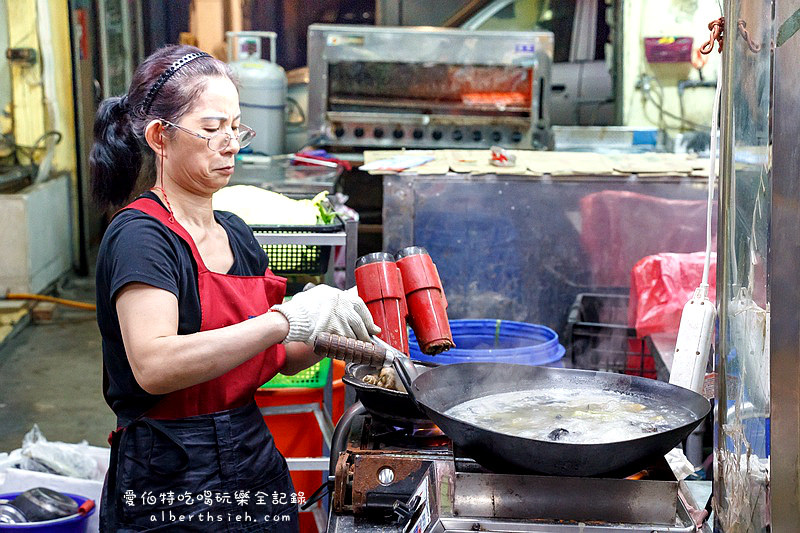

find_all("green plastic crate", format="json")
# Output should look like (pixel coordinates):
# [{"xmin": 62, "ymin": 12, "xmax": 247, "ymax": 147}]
[
  {"xmin": 260, "ymin": 357, "xmax": 331, "ymax": 389},
  {"xmin": 250, "ymin": 216, "xmax": 344, "ymax": 276}
]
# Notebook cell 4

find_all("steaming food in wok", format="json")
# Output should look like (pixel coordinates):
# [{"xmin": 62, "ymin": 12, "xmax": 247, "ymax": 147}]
[{"xmin": 445, "ymin": 388, "xmax": 696, "ymax": 444}]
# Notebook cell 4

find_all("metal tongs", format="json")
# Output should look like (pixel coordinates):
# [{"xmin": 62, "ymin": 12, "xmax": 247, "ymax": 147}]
[
  {"xmin": 369, "ymin": 335, "xmax": 402, "ymax": 365},
  {"xmin": 313, "ymin": 332, "xmax": 421, "ymax": 382},
  {"xmin": 372, "ymin": 335, "xmax": 422, "ymax": 389}
]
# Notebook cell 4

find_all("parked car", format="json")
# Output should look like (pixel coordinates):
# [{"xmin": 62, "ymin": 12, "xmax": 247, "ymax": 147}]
[{"xmin": 456, "ymin": 0, "xmax": 616, "ymax": 126}]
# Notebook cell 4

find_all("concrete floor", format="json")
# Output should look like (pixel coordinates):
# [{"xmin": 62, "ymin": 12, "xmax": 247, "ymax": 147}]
[{"xmin": 0, "ymin": 273, "xmax": 114, "ymax": 453}]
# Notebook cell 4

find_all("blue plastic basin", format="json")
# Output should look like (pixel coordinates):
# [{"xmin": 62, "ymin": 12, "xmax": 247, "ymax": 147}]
[
  {"xmin": 0, "ymin": 493, "xmax": 94, "ymax": 532},
  {"xmin": 409, "ymin": 319, "xmax": 565, "ymax": 367}
]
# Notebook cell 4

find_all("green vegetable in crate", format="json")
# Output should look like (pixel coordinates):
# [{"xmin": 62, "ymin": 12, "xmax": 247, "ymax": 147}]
[
  {"xmin": 310, "ymin": 191, "xmax": 337, "ymax": 224},
  {"xmin": 213, "ymin": 185, "xmax": 336, "ymax": 225}
]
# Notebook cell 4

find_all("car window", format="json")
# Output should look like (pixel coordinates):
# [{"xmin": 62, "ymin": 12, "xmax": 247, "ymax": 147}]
[
  {"xmin": 537, "ymin": 1, "xmax": 577, "ymax": 63},
  {"xmin": 476, "ymin": 0, "xmax": 542, "ymax": 32},
  {"xmin": 476, "ymin": 0, "xmax": 576, "ymax": 63}
]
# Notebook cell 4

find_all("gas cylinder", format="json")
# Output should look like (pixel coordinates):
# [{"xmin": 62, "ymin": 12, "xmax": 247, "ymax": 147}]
[{"xmin": 226, "ymin": 31, "xmax": 286, "ymax": 155}]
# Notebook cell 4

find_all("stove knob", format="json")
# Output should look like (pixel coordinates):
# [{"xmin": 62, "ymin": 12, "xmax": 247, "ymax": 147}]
[
  {"xmin": 472, "ymin": 130, "xmax": 483, "ymax": 142},
  {"xmin": 452, "ymin": 130, "xmax": 463, "ymax": 141},
  {"xmin": 374, "ymin": 127, "xmax": 384, "ymax": 139},
  {"xmin": 413, "ymin": 129, "xmax": 424, "ymax": 139},
  {"xmin": 354, "ymin": 127, "xmax": 365, "ymax": 138},
  {"xmin": 511, "ymin": 131, "xmax": 523, "ymax": 143},
  {"xmin": 492, "ymin": 131, "xmax": 502, "ymax": 142},
  {"xmin": 377, "ymin": 467, "xmax": 395, "ymax": 486},
  {"xmin": 334, "ymin": 126, "xmax": 345, "ymax": 138},
  {"xmin": 432, "ymin": 130, "xmax": 443, "ymax": 140},
  {"xmin": 393, "ymin": 129, "xmax": 404, "ymax": 139}
]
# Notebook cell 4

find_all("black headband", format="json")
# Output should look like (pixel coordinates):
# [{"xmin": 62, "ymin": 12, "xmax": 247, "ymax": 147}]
[{"xmin": 141, "ymin": 52, "xmax": 212, "ymax": 114}]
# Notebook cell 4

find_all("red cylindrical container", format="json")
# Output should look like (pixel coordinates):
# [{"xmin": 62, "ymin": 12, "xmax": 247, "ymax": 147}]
[
  {"xmin": 355, "ymin": 252, "xmax": 409, "ymax": 353},
  {"xmin": 395, "ymin": 247, "xmax": 454, "ymax": 355}
]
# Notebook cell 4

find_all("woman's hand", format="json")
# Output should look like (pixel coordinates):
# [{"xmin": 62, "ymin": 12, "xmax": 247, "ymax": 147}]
[{"xmin": 271, "ymin": 285, "xmax": 381, "ymax": 344}]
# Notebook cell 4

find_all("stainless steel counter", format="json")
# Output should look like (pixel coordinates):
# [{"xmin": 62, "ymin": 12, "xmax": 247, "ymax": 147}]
[
  {"xmin": 383, "ymin": 172, "xmax": 714, "ymax": 337},
  {"xmin": 327, "ymin": 483, "xmax": 710, "ymax": 533}
]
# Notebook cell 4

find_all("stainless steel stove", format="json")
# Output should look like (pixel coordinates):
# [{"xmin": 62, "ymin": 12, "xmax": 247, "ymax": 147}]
[{"xmin": 327, "ymin": 413, "xmax": 696, "ymax": 533}]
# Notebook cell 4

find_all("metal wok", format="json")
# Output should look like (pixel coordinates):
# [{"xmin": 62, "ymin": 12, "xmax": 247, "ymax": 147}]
[
  {"xmin": 342, "ymin": 362, "xmax": 434, "ymax": 424},
  {"xmin": 393, "ymin": 360, "xmax": 711, "ymax": 477}
]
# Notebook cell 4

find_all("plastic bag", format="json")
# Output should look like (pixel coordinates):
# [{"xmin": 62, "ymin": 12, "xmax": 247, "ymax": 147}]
[
  {"xmin": 0, "ymin": 450, "xmax": 22, "ymax": 472},
  {"xmin": 580, "ymin": 191, "xmax": 716, "ymax": 286},
  {"xmin": 18, "ymin": 425, "xmax": 97, "ymax": 480},
  {"xmin": 629, "ymin": 252, "xmax": 717, "ymax": 338}
]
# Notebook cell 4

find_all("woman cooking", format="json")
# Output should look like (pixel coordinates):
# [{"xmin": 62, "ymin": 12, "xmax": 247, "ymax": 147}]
[{"xmin": 91, "ymin": 45, "xmax": 380, "ymax": 531}]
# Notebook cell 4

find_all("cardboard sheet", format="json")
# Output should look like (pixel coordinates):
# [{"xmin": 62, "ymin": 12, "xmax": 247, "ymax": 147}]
[
  {"xmin": 523, "ymin": 151, "xmax": 617, "ymax": 175},
  {"xmin": 362, "ymin": 149, "xmax": 709, "ymax": 178}
]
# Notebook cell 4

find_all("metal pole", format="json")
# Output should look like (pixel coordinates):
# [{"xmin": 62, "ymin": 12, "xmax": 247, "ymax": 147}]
[
  {"xmin": 345, "ymin": 217, "xmax": 358, "ymax": 289},
  {"xmin": 770, "ymin": 0, "xmax": 800, "ymax": 528},
  {"xmin": 713, "ymin": 0, "xmax": 735, "ymax": 520}
]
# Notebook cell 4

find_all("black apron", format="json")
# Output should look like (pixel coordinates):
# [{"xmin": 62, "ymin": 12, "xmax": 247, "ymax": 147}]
[{"xmin": 100, "ymin": 401, "xmax": 299, "ymax": 532}]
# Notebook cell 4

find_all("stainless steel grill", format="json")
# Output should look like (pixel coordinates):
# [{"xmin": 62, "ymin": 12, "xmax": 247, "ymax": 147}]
[{"xmin": 307, "ymin": 25, "xmax": 554, "ymax": 150}]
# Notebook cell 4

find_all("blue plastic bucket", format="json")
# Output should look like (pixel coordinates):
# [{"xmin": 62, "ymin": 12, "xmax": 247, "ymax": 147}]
[
  {"xmin": 409, "ymin": 319, "xmax": 565, "ymax": 367},
  {"xmin": 0, "ymin": 493, "xmax": 94, "ymax": 532}
]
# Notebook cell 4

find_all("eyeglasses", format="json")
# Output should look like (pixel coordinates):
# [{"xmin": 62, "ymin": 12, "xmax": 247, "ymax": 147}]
[{"xmin": 159, "ymin": 119, "xmax": 256, "ymax": 152}]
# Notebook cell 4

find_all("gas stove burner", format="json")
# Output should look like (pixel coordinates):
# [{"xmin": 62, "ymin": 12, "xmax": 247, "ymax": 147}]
[
  {"xmin": 329, "ymin": 411, "xmax": 699, "ymax": 532},
  {"xmin": 402, "ymin": 423, "xmax": 450, "ymax": 447},
  {"xmin": 409, "ymin": 423, "xmax": 446, "ymax": 440},
  {"xmin": 362, "ymin": 416, "xmax": 451, "ymax": 450}
]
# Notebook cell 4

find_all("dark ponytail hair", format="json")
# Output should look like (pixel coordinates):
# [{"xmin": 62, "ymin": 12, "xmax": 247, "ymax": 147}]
[
  {"xmin": 90, "ymin": 96, "xmax": 141, "ymax": 208},
  {"xmin": 89, "ymin": 45, "xmax": 237, "ymax": 209}
]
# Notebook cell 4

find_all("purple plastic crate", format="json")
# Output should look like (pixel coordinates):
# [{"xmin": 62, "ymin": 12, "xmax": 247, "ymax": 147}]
[{"xmin": 644, "ymin": 37, "xmax": 693, "ymax": 63}]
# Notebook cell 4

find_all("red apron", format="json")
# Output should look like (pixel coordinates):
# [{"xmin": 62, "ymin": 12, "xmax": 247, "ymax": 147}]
[
  {"xmin": 100, "ymin": 197, "xmax": 299, "ymax": 532},
  {"xmin": 126, "ymin": 196, "xmax": 287, "ymax": 417},
  {"xmin": 100, "ymin": 198, "xmax": 298, "ymax": 533}
]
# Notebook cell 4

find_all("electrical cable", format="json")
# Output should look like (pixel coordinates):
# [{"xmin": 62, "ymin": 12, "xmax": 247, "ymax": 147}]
[
  {"xmin": 640, "ymin": 77, "xmax": 711, "ymax": 131},
  {"xmin": 665, "ymin": 13, "xmax": 725, "ymax": 399},
  {"xmin": 3, "ymin": 130, "xmax": 62, "ymax": 164},
  {"xmin": 701, "ymin": 66, "xmax": 722, "ymax": 291},
  {"xmin": 4, "ymin": 293, "xmax": 96, "ymax": 311},
  {"xmin": 678, "ymin": 88, "xmax": 687, "ymax": 131},
  {"xmin": 641, "ymin": 90, "xmax": 702, "ymax": 132}
]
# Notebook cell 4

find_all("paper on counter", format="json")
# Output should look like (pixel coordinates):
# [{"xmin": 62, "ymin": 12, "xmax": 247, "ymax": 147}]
[
  {"xmin": 359, "ymin": 153, "xmax": 435, "ymax": 172},
  {"xmin": 447, "ymin": 149, "xmax": 530, "ymax": 175},
  {"xmin": 408, "ymin": 158, "xmax": 451, "ymax": 175},
  {"xmin": 446, "ymin": 150, "xmax": 483, "ymax": 173},
  {"xmin": 362, "ymin": 150, "xmax": 450, "ymax": 174}
]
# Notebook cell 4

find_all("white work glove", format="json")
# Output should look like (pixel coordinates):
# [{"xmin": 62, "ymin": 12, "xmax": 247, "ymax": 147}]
[{"xmin": 271, "ymin": 285, "xmax": 381, "ymax": 344}]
